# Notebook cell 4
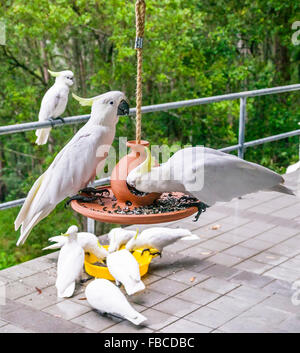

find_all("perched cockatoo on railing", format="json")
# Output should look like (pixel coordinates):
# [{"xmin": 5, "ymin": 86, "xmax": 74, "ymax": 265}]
[
  {"xmin": 127, "ymin": 146, "xmax": 295, "ymax": 221},
  {"xmin": 15, "ymin": 91, "xmax": 129, "ymax": 246},
  {"xmin": 35, "ymin": 69, "xmax": 74, "ymax": 145}
]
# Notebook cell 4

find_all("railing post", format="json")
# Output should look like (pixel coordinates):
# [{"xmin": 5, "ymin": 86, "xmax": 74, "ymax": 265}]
[
  {"xmin": 238, "ymin": 97, "xmax": 247, "ymax": 159},
  {"xmin": 87, "ymin": 218, "xmax": 95, "ymax": 234}
]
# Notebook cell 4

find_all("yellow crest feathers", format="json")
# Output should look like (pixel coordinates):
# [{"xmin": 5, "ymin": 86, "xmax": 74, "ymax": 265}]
[{"xmin": 72, "ymin": 93, "xmax": 95, "ymax": 106}]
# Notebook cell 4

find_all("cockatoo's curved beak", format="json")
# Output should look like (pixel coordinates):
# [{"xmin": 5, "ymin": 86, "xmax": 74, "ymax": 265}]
[
  {"xmin": 117, "ymin": 100, "xmax": 130, "ymax": 116},
  {"xmin": 47, "ymin": 69, "xmax": 61, "ymax": 78}
]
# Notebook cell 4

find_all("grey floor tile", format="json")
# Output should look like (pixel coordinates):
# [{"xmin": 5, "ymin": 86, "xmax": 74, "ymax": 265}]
[
  {"xmin": 43, "ymin": 300, "xmax": 91, "ymax": 320},
  {"xmin": 0, "ymin": 324, "xmax": 30, "ymax": 333},
  {"xmin": 175, "ymin": 286, "xmax": 220, "ymax": 306},
  {"xmin": 228, "ymin": 285, "xmax": 271, "ymax": 305},
  {"xmin": 167, "ymin": 269, "xmax": 209, "ymax": 286},
  {"xmin": 147, "ymin": 278, "xmax": 189, "ymax": 296},
  {"xmin": 141, "ymin": 308, "xmax": 178, "ymax": 330},
  {"xmin": 71, "ymin": 310, "xmax": 121, "ymax": 332},
  {"xmin": 223, "ymin": 245, "xmax": 259, "ymax": 259},
  {"xmin": 160, "ymin": 318, "xmax": 212, "ymax": 333},
  {"xmin": 185, "ymin": 306, "xmax": 236, "ymax": 328},
  {"xmin": 207, "ymin": 253, "xmax": 243, "ymax": 267},
  {"xmin": 130, "ymin": 289, "xmax": 169, "ymax": 307},
  {"xmin": 234, "ymin": 259, "xmax": 273, "ymax": 275},
  {"xmin": 230, "ymin": 270, "xmax": 274, "ymax": 288},
  {"xmin": 152, "ymin": 297, "xmax": 199, "ymax": 317},
  {"xmin": 197, "ymin": 277, "xmax": 239, "ymax": 295},
  {"xmin": 207, "ymin": 295, "xmax": 253, "ymax": 315}
]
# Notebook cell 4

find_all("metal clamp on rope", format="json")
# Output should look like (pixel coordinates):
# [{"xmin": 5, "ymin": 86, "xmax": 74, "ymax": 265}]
[{"xmin": 135, "ymin": 37, "xmax": 143, "ymax": 49}]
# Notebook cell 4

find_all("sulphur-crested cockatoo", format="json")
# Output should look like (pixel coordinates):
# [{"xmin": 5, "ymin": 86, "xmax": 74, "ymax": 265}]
[
  {"xmin": 85, "ymin": 279, "xmax": 147, "ymax": 325},
  {"xmin": 15, "ymin": 91, "xmax": 129, "ymax": 246},
  {"xmin": 107, "ymin": 228, "xmax": 136, "ymax": 253},
  {"xmin": 106, "ymin": 249, "xmax": 145, "ymax": 295},
  {"xmin": 125, "ymin": 227, "xmax": 198, "ymax": 255},
  {"xmin": 35, "ymin": 69, "xmax": 74, "ymax": 145},
  {"xmin": 43, "ymin": 229, "xmax": 108, "ymax": 262},
  {"xmin": 127, "ymin": 146, "xmax": 294, "ymax": 220},
  {"xmin": 55, "ymin": 225, "xmax": 84, "ymax": 298}
]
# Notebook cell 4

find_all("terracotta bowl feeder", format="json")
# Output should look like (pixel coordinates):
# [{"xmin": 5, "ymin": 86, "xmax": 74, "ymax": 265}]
[{"xmin": 70, "ymin": 140, "xmax": 198, "ymax": 224}]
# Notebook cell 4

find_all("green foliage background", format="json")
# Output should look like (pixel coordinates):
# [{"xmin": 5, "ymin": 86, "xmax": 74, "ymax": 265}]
[{"xmin": 0, "ymin": 0, "xmax": 299, "ymax": 269}]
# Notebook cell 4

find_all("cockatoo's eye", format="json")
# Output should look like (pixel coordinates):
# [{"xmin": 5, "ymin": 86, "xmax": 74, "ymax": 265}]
[{"xmin": 110, "ymin": 101, "xmax": 114, "ymax": 105}]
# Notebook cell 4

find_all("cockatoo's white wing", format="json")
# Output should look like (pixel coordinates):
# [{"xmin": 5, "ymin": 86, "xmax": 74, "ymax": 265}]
[
  {"xmin": 56, "ymin": 243, "xmax": 84, "ymax": 298},
  {"xmin": 15, "ymin": 126, "xmax": 108, "ymax": 246},
  {"xmin": 106, "ymin": 249, "xmax": 145, "ymax": 295},
  {"xmin": 180, "ymin": 147, "xmax": 294, "ymax": 205},
  {"xmin": 85, "ymin": 279, "xmax": 147, "ymax": 325}
]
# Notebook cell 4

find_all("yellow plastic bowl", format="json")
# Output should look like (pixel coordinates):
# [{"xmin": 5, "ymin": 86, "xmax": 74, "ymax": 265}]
[{"xmin": 84, "ymin": 245, "xmax": 156, "ymax": 280}]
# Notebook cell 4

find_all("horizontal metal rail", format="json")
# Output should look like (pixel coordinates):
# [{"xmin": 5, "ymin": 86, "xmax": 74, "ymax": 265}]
[
  {"xmin": 1, "ymin": 84, "xmax": 300, "ymax": 136},
  {"xmin": 0, "ymin": 83, "xmax": 299, "ymax": 212}
]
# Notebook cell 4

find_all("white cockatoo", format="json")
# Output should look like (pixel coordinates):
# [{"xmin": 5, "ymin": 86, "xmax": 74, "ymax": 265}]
[
  {"xmin": 85, "ymin": 279, "xmax": 147, "ymax": 325},
  {"xmin": 15, "ymin": 91, "xmax": 129, "ymax": 246},
  {"xmin": 127, "ymin": 146, "xmax": 294, "ymax": 220},
  {"xmin": 125, "ymin": 227, "xmax": 198, "ymax": 255},
  {"xmin": 107, "ymin": 228, "xmax": 136, "ymax": 253},
  {"xmin": 55, "ymin": 225, "xmax": 84, "ymax": 298},
  {"xmin": 43, "ymin": 229, "xmax": 108, "ymax": 262},
  {"xmin": 106, "ymin": 249, "xmax": 145, "ymax": 295},
  {"xmin": 35, "ymin": 69, "xmax": 74, "ymax": 145}
]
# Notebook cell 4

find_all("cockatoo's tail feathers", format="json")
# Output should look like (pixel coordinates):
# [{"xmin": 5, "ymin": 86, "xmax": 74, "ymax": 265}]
[
  {"xmin": 14, "ymin": 174, "xmax": 45, "ymax": 231},
  {"xmin": 181, "ymin": 233, "xmax": 199, "ymax": 241},
  {"xmin": 128, "ymin": 312, "xmax": 147, "ymax": 326},
  {"xmin": 47, "ymin": 69, "xmax": 61, "ymax": 77},
  {"xmin": 72, "ymin": 93, "xmax": 95, "ymax": 106},
  {"xmin": 57, "ymin": 282, "xmax": 75, "ymax": 298},
  {"xmin": 125, "ymin": 280, "xmax": 145, "ymax": 296}
]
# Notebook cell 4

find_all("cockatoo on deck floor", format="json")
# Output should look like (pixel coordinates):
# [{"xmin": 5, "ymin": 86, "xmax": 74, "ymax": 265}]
[
  {"xmin": 107, "ymin": 228, "xmax": 136, "ymax": 253},
  {"xmin": 55, "ymin": 225, "xmax": 84, "ymax": 298},
  {"xmin": 106, "ymin": 249, "xmax": 145, "ymax": 295},
  {"xmin": 85, "ymin": 279, "xmax": 147, "ymax": 325},
  {"xmin": 43, "ymin": 228, "xmax": 108, "ymax": 262},
  {"xmin": 127, "ymin": 146, "xmax": 295, "ymax": 221},
  {"xmin": 125, "ymin": 227, "xmax": 198, "ymax": 256},
  {"xmin": 15, "ymin": 91, "xmax": 129, "ymax": 246},
  {"xmin": 35, "ymin": 69, "xmax": 74, "ymax": 145}
]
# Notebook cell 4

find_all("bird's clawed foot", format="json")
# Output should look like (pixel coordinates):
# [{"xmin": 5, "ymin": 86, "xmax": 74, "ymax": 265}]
[
  {"xmin": 49, "ymin": 117, "xmax": 65, "ymax": 127},
  {"xmin": 79, "ymin": 187, "xmax": 110, "ymax": 198},
  {"xmin": 65, "ymin": 195, "xmax": 98, "ymax": 208},
  {"xmin": 141, "ymin": 248, "xmax": 162, "ymax": 257},
  {"xmin": 65, "ymin": 188, "xmax": 110, "ymax": 208},
  {"xmin": 193, "ymin": 201, "xmax": 209, "ymax": 222}
]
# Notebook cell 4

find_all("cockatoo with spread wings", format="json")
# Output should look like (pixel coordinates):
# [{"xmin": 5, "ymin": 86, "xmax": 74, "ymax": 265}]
[
  {"xmin": 15, "ymin": 91, "xmax": 129, "ymax": 246},
  {"xmin": 127, "ymin": 146, "xmax": 294, "ymax": 220},
  {"xmin": 35, "ymin": 69, "xmax": 74, "ymax": 145}
]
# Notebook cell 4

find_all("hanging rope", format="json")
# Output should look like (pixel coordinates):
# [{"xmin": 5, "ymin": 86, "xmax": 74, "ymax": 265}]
[{"xmin": 135, "ymin": 0, "xmax": 146, "ymax": 144}]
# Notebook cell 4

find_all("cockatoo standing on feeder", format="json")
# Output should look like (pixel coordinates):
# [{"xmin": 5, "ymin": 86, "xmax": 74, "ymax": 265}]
[
  {"xmin": 35, "ymin": 70, "xmax": 74, "ymax": 145},
  {"xmin": 85, "ymin": 279, "xmax": 147, "ymax": 326},
  {"xmin": 127, "ymin": 146, "xmax": 295, "ymax": 222},
  {"xmin": 15, "ymin": 91, "xmax": 129, "ymax": 246},
  {"xmin": 106, "ymin": 248, "xmax": 145, "ymax": 295},
  {"xmin": 43, "ymin": 229, "xmax": 108, "ymax": 262},
  {"xmin": 55, "ymin": 225, "xmax": 84, "ymax": 298}
]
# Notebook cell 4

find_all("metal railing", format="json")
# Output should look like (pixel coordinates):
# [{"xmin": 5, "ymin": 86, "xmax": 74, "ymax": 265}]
[{"xmin": 1, "ymin": 83, "xmax": 300, "ymax": 232}]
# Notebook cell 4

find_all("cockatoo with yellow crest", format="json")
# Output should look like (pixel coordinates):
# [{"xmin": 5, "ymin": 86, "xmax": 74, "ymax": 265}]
[
  {"xmin": 15, "ymin": 91, "xmax": 129, "ymax": 246},
  {"xmin": 35, "ymin": 69, "xmax": 74, "ymax": 145},
  {"xmin": 127, "ymin": 146, "xmax": 294, "ymax": 221}
]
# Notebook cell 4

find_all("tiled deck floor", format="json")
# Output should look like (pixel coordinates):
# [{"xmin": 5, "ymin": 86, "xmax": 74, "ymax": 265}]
[{"xmin": 0, "ymin": 170, "xmax": 300, "ymax": 333}]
